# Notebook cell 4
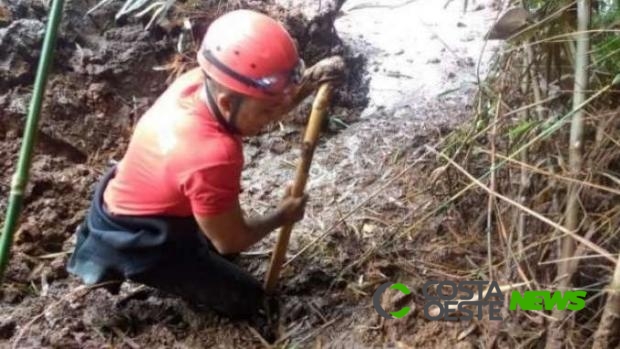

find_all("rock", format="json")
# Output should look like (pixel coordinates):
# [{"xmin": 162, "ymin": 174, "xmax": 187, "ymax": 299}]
[
  {"xmin": 267, "ymin": 138, "xmax": 289, "ymax": 155},
  {"xmin": 0, "ymin": 283, "xmax": 25, "ymax": 304},
  {"xmin": 0, "ymin": 19, "xmax": 45, "ymax": 86},
  {"xmin": 0, "ymin": 4, "xmax": 11, "ymax": 26},
  {"xmin": 272, "ymin": 0, "xmax": 345, "ymax": 22},
  {"xmin": 47, "ymin": 257, "xmax": 69, "ymax": 281}
]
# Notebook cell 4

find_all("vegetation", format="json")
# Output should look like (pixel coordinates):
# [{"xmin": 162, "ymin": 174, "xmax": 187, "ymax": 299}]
[{"xmin": 430, "ymin": 0, "xmax": 620, "ymax": 347}]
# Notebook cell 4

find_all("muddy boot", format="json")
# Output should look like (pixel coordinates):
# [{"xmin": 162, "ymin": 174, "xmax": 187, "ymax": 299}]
[{"xmin": 248, "ymin": 295, "xmax": 281, "ymax": 344}]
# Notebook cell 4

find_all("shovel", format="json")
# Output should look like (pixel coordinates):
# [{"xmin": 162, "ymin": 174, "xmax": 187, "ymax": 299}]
[{"xmin": 264, "ymin": 83, "xmax": 333, "ymax": 294}]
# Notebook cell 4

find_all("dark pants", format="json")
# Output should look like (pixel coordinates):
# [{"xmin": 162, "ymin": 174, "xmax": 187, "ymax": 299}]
[{"xmin": 67, "ymin": 168, "xmax": 265, "ymax": 320}]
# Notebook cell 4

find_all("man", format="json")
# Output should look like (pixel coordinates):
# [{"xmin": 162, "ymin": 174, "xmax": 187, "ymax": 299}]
[{"xmin": 67, "ymin": 9, "xmax": 344, "ymax": 332}]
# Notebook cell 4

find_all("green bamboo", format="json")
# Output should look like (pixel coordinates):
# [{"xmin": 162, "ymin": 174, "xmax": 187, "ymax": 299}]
[{"xmin": 0, "ymin": 0, "xmax": 65, "ymax": 282}]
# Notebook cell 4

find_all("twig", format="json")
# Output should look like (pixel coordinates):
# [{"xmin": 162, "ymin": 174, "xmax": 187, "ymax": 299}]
[
  {"xmin": 539, "ymin": 254, "xmax": 620, "ymax": 266},
  {"xmin": 526, "ymin": 46, "xmax": 546, "ymax": 120},
  {"xmin": 502, "ymin": 94, "xmax": 560, "ymax": 118},
  {"xmin": 476, "ymin": 150, "xmax": 620, "ymax": 196},
  {"xmin": 427, "ymin": 146, "xmax": 616, "ymax": 264},
  {"xmin": 111, "ymin": 327, "xmax": 140, "ymax": 349},
  {"xmin": 274, "ymin": 321, "xmax": 306, "ymax": 346},
  {"xmin": 34, "ymin": 251, "xmax": 72, "ymax": 259},
  {"xmin": 495, "ymin": 204, "xmax": 537, "ymax": 290},
  {"xmin": 487, "ymin": 95, "xmax": 501, "ymax": 280},
  {"xmin": 345, "ymin": 0, "xmax": 417, "ymax": 12},
  {"xmin": 241, "ymin": 250, "xmax": 272, "ymax": 257},
  {"xmin": 501, "ymin": 29, "xmax": 620, "ymax": 56},
  {"xmin": 517, "ymin": 44, "xmax": 532, "ymax": 259},
  {"xmin": 247, "ymin": 325, "xmax": 272, "ymax": 348},
  {"xmin": 297, "ymin": 317, "xmax": 339, "ymax": 344}
]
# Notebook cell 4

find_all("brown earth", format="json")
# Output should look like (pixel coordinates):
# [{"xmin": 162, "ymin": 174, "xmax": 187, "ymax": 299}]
[{"xmin": 0, "ymin": 0, "xmax": 490, "ymax": 348}]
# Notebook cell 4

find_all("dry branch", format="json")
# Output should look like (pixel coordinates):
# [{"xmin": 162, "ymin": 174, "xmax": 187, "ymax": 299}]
[{"xmin": 427, "ymin": 146, "xmax": 615, "ymax": 264}]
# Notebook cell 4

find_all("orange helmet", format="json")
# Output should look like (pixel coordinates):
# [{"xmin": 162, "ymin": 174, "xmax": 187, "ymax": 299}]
[{"xmin": 197, "ymin": 10, "xmax": 305, "ymax": 99}]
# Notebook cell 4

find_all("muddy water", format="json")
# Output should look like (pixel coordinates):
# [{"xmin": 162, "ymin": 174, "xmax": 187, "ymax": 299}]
[
  {"xmin": 246, "ymin": 0, "xmax": 502, "ymax": 240},
  {"xmin": 335, "ymin": 0, "xmax": 500, "ymax": 120}
]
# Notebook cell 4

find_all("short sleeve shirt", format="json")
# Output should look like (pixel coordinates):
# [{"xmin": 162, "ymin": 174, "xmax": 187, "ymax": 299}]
[{"xmin": 103, "ymin": 68, "xmax": 243, "ymax": 217}]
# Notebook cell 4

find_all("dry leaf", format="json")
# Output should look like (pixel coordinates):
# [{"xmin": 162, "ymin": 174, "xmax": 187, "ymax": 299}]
[{"xmin": 486, "ymin": 8, "xmax": 532, "ymax": 40}]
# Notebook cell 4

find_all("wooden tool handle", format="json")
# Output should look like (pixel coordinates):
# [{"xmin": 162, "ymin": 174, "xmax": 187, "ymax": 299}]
[{"xmin": 264, "ymin": 83, "xmax": 333, "ymax": 293}]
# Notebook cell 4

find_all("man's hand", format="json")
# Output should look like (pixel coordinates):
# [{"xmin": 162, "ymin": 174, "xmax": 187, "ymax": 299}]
[
  {"xmin": 280, "ymin": 55, "xmax": 346, "ymax": 115},
  {"xmin": 304, "ymin": 56, "xmax": 346, "ymax": 87},
  {"xmin": 277, "ymin": 185, "xmax": 309, "ymax": 225}
]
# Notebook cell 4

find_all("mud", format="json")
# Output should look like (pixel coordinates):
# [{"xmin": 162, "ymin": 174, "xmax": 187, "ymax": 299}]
[{"xmin": 1, "ymin": 0, "xmax": 499, "ymax": 347}]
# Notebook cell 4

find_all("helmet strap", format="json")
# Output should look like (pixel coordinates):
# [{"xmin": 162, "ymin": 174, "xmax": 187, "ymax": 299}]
[{"xmin": 204, "ymin": 78, "xmax": 241, "ymax": 135}]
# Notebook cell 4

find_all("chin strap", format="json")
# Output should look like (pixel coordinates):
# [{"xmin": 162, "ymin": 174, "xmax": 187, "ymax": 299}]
[{"xmin": 204, "ymin": 81, "xmax": 241, "ymax": 135}]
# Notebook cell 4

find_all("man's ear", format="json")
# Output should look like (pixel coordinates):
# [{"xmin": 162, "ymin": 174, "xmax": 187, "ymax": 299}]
[{"xmin": 216, "ymin": 93, "xmax": 233, "ymax": 118}]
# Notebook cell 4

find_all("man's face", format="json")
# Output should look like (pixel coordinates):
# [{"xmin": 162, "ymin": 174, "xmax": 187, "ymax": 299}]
[{"xmin": 223, "ymin": 93, "xmax": 294, "ymax": 136}]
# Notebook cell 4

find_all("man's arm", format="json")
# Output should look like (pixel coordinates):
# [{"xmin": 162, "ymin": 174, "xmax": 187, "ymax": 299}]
[{"xmin": 194, "ymin": 189, "xmax": 308, "ymax": 255}]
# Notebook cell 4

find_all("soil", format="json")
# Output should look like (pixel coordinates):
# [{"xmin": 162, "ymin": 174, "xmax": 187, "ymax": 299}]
[{"xmin": 1, "ymin": 0, "xmax": 502, "ymax": 348}]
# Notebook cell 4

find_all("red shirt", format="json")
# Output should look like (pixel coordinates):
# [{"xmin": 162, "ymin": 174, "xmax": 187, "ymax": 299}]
[{"xmin": 103, "ymin": 68, "xmax": 243, "ymax": 217}]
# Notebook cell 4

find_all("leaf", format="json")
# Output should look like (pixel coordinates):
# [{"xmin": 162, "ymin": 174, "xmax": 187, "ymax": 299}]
[
  {"xmin": 508, "ymin": 120, "xmax": 536, "ymax": 140},
  {"xmin": 613, "ymin": 74, "xmax": 620, "ymax": 87},
  {"xmin": 486, "ymin": 7, "xmax": 532, "ymax": 40}
]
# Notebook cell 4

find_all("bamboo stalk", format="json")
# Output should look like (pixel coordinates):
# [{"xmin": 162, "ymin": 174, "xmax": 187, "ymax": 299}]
[
  {"xmin": 0, "ymin": 0, "xmax": 65, "ymax": 282},
  {"xmin": 592, "ymin": 254, "xmax": 620, "ymax": 349},
  {"xmin": 547, "ymin": 1, "xmax": 591, "ymax": 348},
  {"xmin": 264, "ymin": 84, "xmax": 333, "ymax": 293},
  {"xmin": 487, "ymin": 96, "xmax": 501, "ymax": 280},
  {"xmin": 518, "ymin": 45, "xmax": 532, "ymax": 259}
]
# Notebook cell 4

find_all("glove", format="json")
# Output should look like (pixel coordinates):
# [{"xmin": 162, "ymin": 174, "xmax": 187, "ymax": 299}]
[{"xmin": 304, "ymin": 56, "xmax": 346, "ymax": 87}]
